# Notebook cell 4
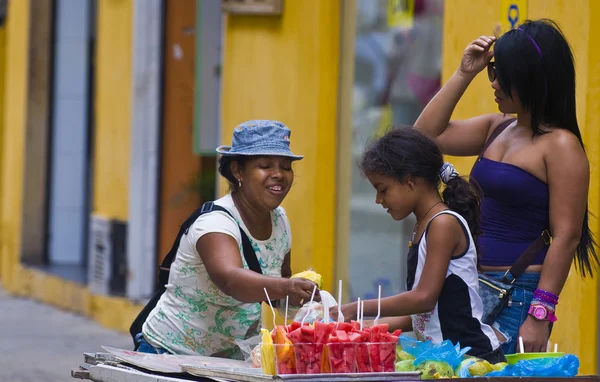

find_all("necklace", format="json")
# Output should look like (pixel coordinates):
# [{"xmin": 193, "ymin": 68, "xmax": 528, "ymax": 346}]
[{"xmin": 408, "ymin": 201, "xmax": 443, "ymax": 248}]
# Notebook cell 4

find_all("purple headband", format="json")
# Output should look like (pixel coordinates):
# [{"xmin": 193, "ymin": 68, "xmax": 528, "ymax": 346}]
[
  {"xmin": 517, "ymin": 27, "xmax": 548, "ymax": 96},
  {"xmin": 517, "ymin": 27, "xmax": 544, "ymax": 61}
]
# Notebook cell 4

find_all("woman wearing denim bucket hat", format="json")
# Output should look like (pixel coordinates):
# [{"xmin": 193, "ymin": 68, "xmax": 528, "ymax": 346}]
[{"xmin": 138, "ymin": 120, "xmax": 317, "ymax": 358}]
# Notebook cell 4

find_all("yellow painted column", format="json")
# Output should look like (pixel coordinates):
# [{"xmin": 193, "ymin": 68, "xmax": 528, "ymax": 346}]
[
  {"xmin": 443, "ymin": 0, "xmax": 598, "ymax": 374},
  {"xmin": 86, "ymin": 0, "xmax": 138, "ymax": 331},
  {"xmin": 93, "ymin": 0, "xmax": 133, "ymax": 221},
  {"xmin": 0, "ymin": 0, "xmax": 30, "ymax": 291},
  {"xmin": 220, "ymin": 0, "xmax": 340, "ymax": 293},
  {"xmin": 441, "ymin": 0, "xmax": 499, "ymax": 174},
  {"xmin": 527, "ymin": 0, "xmax": 598, "ymax": 374},
  {"xmin": 0, "ymin": 25, "xmax": 7, "ymax": 281}
]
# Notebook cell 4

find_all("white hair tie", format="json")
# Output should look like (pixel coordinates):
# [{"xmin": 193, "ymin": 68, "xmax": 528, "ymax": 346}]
[{"xmin": 440, "ymin": 162, "xmax": 459, "ymax": 184}]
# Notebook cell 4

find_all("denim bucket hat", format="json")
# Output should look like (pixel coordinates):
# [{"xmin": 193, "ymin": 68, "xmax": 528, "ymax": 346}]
[{"xmin": 216, "ymin": 120, "xmax": 304, "ymax": 160}]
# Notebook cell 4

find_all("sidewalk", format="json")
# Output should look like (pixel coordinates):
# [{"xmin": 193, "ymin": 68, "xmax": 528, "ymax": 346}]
[{"xmin": 0, "ymin": 285, "xmax": 131, "ymax": 382}]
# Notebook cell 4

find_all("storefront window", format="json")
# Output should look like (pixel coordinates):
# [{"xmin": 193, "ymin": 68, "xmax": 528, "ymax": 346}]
[{"xmin": 347, "ymin": 0, "xmax": 444, "ymax": 301}]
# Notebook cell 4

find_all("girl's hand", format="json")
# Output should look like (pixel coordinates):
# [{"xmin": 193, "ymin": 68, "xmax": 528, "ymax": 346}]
[
  {"xmin": 329, "ymin": 302, "xmax": 358, "ymax": 323},
  {"xmin": 459, "ymin": 35, "xmax": 496, "ymax": 76},
  {"xmin": 518, "ymin": 315, "xmax": 551, "ymax": 352}
]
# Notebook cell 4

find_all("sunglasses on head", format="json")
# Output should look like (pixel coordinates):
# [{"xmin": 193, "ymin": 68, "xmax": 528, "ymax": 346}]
[{"xmin": 487, "ymin": 61, "xmax": 496, "ymax": 82}]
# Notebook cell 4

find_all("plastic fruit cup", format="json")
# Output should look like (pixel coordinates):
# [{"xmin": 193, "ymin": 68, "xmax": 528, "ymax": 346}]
[
  {"xmin": 367, "ymin": 342, "xmax": 396, "ymax": 373},
  {"xmin": 273, "ymin": 344, "xmax": 296, "ymax": 375},
  {"xmin": 293, "ymin": 343, "xmax": 325, "ymax": 374},
  {"xmin": 355, "ymin": 343, "xmax": 372, "ymax": 373},
  {"xmin": 326, "ymin": 342, "xmax": 357, "ymax": 374}
]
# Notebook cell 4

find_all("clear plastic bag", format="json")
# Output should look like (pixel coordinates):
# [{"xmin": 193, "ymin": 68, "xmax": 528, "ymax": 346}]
[
  {"xmin": 291, "ymin": 291, "xmax": 338, "ymax": 324},
  {"xmin": 234, "ymin": 333, "xmax": 262, "ymax": 364},
  {"xmin": 292, "ymin": 301, "xmax": 323, "ymax": 324}
]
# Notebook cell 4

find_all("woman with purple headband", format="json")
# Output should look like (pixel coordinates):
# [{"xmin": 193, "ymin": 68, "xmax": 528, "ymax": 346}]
[{"xmin": 414, "ymin": 19, "xmax": 598, "ymax": 354}]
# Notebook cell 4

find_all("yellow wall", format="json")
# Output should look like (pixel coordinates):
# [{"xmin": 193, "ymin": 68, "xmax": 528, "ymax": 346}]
[
  {"xmin": 443, "ymin": 0, "xmax": 598, "ymax": 374},
  {"xmin": 0, "ymin": 0, "xmax": 30, "ymax": 291},
  {"xmin": 0, "ymin": 24, "xmax": 7, "ymax": 281},
  {"xmin": 0, "ymin": 0, "xmax": 142, "ymax": 335},
  {"xmin": 220, "ymin": 0, "xmax": 341, "ymax": 293},
  {"xmin": 92, "ymin": 0, "xmax": 133, "ymax": 221}
]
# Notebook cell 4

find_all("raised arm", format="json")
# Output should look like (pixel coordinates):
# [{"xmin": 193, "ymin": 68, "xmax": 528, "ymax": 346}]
[{"xmin": 414, "ymin": 36, "xmax": 506, "ymax": 156}]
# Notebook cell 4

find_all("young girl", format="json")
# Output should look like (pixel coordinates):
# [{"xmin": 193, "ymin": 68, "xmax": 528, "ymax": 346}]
[{"xmin": 338, "ymin": 127, "xmax": 504, "ymax": 363}]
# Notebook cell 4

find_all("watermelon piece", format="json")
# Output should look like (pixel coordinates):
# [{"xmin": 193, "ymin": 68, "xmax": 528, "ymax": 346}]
[
  {"xmin": 368, "ymin": 343, "xmax": 382, "ymax": 372},
  {"xmin": 378, "ymin": 331, "xmax": 399, "ymax": 372},
  {"xmin": 334, "ymin": 330, "xmax": 349, "ymax": 342},
  {"xmin": 392, "ymin": 329, "xmax": 402, "ymax": 337},
  {"xmin": 337, "ymin": 322, "xmax": 354, "ymax": 332},
  {"xmin": 379, "ymin": 342, "xmax": 396, "ymax": 372},
  {"xmin": 287, "ymin": 327, "xmax": 302, "ymax": 344},
  {"xmin": 313, "ymin": 321, "xmax": 334, "ymax": 344},
  {"xmin": 353, "ymin": 330, "xmax": 370, "ymax": 343},
  {"xmin": 356, "ymin": 343, "xmax": 371, "ymax": 373},
  {"xmin": 380, "ymin": 332, "xmax": 399, "ymax": 344},
  {"xmin": 347, "ymin": 332, "xmax": 362, "ymax": 343},
  {"xmin": 289, "ymin": 321, "xmax": 302, "ymax": 331},
  {"xmin": 327, "ymin": 334, "xmax": 340, "ymax": 343},
  {"xmin": 368, "ymin": 342, "xmax": 396, "ymax": 372},
  {"xmin": 350, "ymin": 320, "xmax": 361, "ymax": 331},
  {"xmin": 327, "ymin": 342, "xmax": 357, "ymax": 373},
  {"xmin": 326, "ymin": 326, "xmax": 358, "ymax": 374},
  {"xmin": 294, "ymin": 343, "xmax": 324, "ymax": 374},
  {"xmin": 369, "ymin": 324, "xmax": 389, "ymax": 342},
  {"xmin": 300, "ymin": 325, "xmax": 315, "ymax": 343}
]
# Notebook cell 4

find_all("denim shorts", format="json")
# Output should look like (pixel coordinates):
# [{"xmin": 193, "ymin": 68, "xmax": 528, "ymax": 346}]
[
  {"xmin": 484, "ymin": 272, "xmax": 552, "ymax": 355},
  {"xmin": 134, "ymin": 333, "xmax": 170, "ymax": 354}
]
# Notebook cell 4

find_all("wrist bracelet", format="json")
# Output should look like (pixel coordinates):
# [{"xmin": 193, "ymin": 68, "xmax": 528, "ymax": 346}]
[
  {"xmin": 533, "ymin": 293, "xmax": 558, "ymax": 306},
  {"xmin": 534, "ymin": 288, "xmax": 559, "ymax": 300},
  {"xmin": 534, "ymin": 289, "xmax": 559, "ymax": 305}
]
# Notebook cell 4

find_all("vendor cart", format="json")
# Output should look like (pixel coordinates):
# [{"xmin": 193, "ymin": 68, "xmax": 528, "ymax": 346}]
[
  {"xmin": 70, "ymin": 347, "xmax": 600, "ymax": 382},
  {"xmin": 71, "ymin": 347, "xmax": 421, "ymax": 382}
]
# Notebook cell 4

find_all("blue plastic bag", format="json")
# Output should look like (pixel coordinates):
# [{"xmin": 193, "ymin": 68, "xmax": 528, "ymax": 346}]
[
  {"xmin": 455, "ymin": 357, "xmax": 479, "ymax": 378},
  {"xmin": 487, "ymin": 354, "xmax": 579, "ymax": 377},
  {"xmin": 400, "ymin": 336, "xmax": 432, "ymax": 358},
  {"xmin": 400, "ymin": 336, "xmax": 471, "ymax": 369}
]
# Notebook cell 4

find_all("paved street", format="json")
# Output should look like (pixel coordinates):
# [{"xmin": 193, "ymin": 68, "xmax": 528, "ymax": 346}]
[{"xmin": 0, "ymin": 286, "xmax": 131, "ymax": 382}]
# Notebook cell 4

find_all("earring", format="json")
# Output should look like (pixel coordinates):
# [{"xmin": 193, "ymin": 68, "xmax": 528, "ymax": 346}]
[{"xmin": 238, "ymin": 179, "xmax": 242, "ymax": 188}]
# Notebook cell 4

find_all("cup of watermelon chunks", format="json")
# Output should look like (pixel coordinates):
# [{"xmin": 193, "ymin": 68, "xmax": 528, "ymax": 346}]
[{"xmin": 270, "ymin": 320, "xmax": 400, "ymax": 375}]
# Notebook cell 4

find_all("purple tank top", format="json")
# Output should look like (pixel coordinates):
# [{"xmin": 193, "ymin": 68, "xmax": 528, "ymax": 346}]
[{"xmin": 470, "ymin": 138, "xmax": 550, "ymax": 267}]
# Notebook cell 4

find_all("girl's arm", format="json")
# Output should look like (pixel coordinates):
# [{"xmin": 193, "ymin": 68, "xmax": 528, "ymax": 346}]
[
  {"xmin": 342, "ymin": 215, "xmax": 463, "ymax": 318},
  {"xmin": 363, "ymin": 316, "xmax": 413, "ymax": 332}
]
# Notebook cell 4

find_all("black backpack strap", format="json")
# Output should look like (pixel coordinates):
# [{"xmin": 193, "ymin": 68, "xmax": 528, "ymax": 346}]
[
  {"xmin": 158, "ymin": 202, "xmax": 263, "ymax": 287},
  {"xmin": 157, "ymin": 202, "xmax": 213, "ymax": 286},
  {"xmin": 208, "ymin": 205, "xmax": 263, "ymax": 275}
]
